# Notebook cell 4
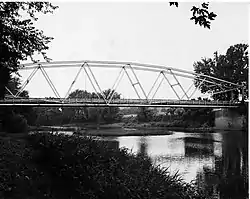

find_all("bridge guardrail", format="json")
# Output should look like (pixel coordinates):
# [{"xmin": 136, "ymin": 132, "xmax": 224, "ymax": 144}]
[{"xmin": 0, "ymin": 98, "xmax": 240, "ymax": 107}]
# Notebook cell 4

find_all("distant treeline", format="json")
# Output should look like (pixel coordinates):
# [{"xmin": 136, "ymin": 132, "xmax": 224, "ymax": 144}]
[{"xmin": 0, "ymin": 87, "xmax": 216, "ymax": 133}]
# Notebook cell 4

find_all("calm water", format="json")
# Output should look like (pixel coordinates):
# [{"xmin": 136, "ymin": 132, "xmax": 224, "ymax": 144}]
[
  {"xmin": 47, "ymin": 129, "xmax": 248, "ymax": 198},
  {"xmin": 98, "ymin": 130, "xmax": 248, "ymax": 199}
]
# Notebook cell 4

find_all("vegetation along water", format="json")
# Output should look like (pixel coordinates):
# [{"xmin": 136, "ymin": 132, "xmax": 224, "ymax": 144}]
[{"xmin": 0, "ymin": 2, "xmax": 248, "ymax": 199}]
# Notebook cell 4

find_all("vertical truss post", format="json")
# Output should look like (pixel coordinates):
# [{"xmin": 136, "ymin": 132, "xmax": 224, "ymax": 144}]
[
  {"xmin": 162, "ymin": 72, "xmax": 181, "ymax": 100},
  {"xmin": 39, "ymin": 65, "xmax": 61, "ymax": 98},
  {"xmin": 64, "ymin": 63, "xmax": 86, "ymax": 99},
  {"xmin": 15, "ymin": 65, "xmax": 40, "ymax": 97},
  {"xmin": 85, "ymin": 63, "xmax": 107, "ymax": 104},
  {"xmin": 147, "ymin": 72, "xmax": 162, "ymax": 99},
  {"xmin": 123, "ymin": 66, "xmax": 141, "ymax": 99},
  {"xmin": 127, "ymin": 64, "xmax": 148, "ymax": 100},
  {"xmin": 107, "ymin": 67, "xmax": 125, "ymax": 104},
  {"xmin": 169, "ymin": 69, "xmax": 189, "ymax": 100}
]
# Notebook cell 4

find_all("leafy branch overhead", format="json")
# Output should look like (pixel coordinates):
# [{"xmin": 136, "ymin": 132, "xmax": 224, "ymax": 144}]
[
  {"xmin": 0, "ymin": 2, "xmax": 58, "ymax": 98},
  {"xmin": 170, "ymin": 2, "xmax": 217, "ymax": 29}
]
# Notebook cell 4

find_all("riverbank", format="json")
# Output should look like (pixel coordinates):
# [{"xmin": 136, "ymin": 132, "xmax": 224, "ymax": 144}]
[
  {"xmin": 0, "ymin": 133, "xmax": 206, "ymax": 199},
  {"xmin": 28, "ymin": 122, "xmax": 215, "ymax": 136}
]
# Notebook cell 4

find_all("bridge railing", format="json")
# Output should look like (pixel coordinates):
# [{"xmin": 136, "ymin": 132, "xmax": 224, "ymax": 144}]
[{"xmin": 0, "ymin": 97, "xmax": 239, "ymax": 106}]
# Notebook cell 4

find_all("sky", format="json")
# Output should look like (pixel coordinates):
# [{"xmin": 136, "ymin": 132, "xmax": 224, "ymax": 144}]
[{"xmin": 18, "ymin": 2, "xmax": 249, "ymax": 99}]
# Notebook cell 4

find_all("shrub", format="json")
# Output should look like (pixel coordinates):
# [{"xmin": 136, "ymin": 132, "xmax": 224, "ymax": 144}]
[
  {"xmin": 3, "ymin": 113, "xmax": 28, "ymax": 134},
  {"xmin": 27, "ymin": 133, "xmax": 206, "ymax": 199},
  {"xmin": 1, "ymin": 133, "xmax": 207, "ymax": 199}
]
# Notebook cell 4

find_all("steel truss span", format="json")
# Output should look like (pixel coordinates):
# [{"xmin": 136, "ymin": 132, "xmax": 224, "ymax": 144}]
[{"xmin": 4, "ymin": 60, "xmax": 243, "ymax": 107}]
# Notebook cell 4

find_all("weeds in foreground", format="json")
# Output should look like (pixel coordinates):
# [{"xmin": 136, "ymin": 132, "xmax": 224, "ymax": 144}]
[{"xmin": 0, "ymin": 133, "xmax": 208, "ymax": 199}]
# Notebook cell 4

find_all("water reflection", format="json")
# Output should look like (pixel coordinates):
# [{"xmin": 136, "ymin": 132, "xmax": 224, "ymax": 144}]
[
  {"xmin": 138, "ymin": 136, "xmax": 148, "ymax": 156},
  {"xmin": 184, "ymin": 134, "xmax": 214, "ymax": 157},
  {"xmin": 101, "ymin": 130, "xmax": 248, "ymax": 199},
  {"xmin": 195, "ymin": 131, "xmax": 248, "ymax": 199}
]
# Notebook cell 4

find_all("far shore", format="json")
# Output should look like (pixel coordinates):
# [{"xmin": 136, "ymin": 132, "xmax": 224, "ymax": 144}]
[{"xmin": 28, "ymin": 122, "xmax": 216, "ymax": 136}]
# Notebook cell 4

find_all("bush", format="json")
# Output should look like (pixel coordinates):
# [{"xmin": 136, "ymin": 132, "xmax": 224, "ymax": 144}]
[
  {"xmin": 0, "ymin": 133, "xmax": 207, "ymax": 199},
  {"xmin": 27, "ymin": 134, "xmax": 206, "ymax": 199},
  {"xmin": 3, "ymin": 113, "xmax": 28, "ymax": 134}
]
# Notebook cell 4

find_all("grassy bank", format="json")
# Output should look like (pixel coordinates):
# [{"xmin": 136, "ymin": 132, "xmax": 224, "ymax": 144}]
[
  {"xmin": 123, "ymin": 122, "xmax": 214, "ymax": 133},
  {"xmin": 0, "ymin": 133, "xmax": 207, "ymax": 199},
  {"xmin": 29, "ymin": 121, "xmax": 215, "ymax": 137}
]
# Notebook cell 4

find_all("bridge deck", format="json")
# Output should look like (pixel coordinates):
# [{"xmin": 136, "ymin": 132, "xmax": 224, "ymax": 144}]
[{"xmin": 0, "ymin": 98, "xmax": 240, "ymax": 108}]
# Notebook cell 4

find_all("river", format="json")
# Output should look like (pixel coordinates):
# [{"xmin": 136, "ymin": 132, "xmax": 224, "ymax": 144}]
[
  {"xmin": 97, "ymin": 130, "xmax": 248, "ymax": 199},
  {"xmin": 49, "ymin": 129, "xmax": 248, "ymax": 199}
]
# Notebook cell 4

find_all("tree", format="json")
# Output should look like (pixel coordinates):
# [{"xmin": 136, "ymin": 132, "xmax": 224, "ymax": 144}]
[
  {"xmin": 101, "ymin": 89, "xmax": 121, "ymax": 123},
  {"xmin": 2, "ymin": 76, "xmax": 37, "ymax": 126},
  {"xmin": 6, "ymin": 75, "xmax": 29, "ymax": 98},
  {"xmin": 193, "ymin": 43, "xmax": 248, "ymax": 100},
  {"xmin": 137, "ymin": 107, "xmax": 154, "ymax": 122},
  {"xmin": 170, "ymin": 2, "xmax": 217, "ymax": 29},
  {"xmin": 0, "ymin": 2, "xmax": 58, "ymax": 99},
  {"xmin": 67, "ymin": 89, "xmax": 122, "ymax": 123}
]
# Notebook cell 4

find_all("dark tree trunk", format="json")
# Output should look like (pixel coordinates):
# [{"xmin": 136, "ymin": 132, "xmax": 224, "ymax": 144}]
[{"xmin": 0, "ymin": 67, "xmax": 11, "ymax": 99}]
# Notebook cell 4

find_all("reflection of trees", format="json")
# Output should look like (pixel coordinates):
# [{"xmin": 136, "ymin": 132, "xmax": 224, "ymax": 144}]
[
  {"xmin": 184, "ymin": 134, "xmax": 214, "ymax": 157},
  {"xmin": 218, "ymin": 131, "xmax": 248, "ymax": 199},
  {"xmin": 138, "ymin": 136, "xmax": 148, "ymax": 157},
  {"xmin": 195, "ymin": 167, "xmax": 220, "ymax": 198},
  {"xmin": 195, "ymin": 131, "xmax": 248, "ymax": 199}
]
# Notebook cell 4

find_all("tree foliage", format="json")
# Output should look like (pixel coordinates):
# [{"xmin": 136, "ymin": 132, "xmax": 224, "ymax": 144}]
[
  {"xmin": 169, "ymin": 2, "xmax": 217, "ymax": 29},
  {"xmin": 1, "ymin": 76, "xmax": 37, "ymax": 130},
  {"xmin": 6, "ymin": 75, "xmax": 29, "ymax": 98},
  {"xmin": 0, "ymin": 2, "xmax": 58, "ymax": 98},
  {"xmin": 35, "ymin": 89, "xmax": 122, "ymax": 126},
  {"xmin": 68, "ymin": 89, "xmax": 122, "ymax": 123},
  {"xmin": 193, "ymin": 43, "xmax": 248, "ymax": 100},
  {"xmin": 137, "ymin": 107, "xmax": 155, "ymax": 122}
]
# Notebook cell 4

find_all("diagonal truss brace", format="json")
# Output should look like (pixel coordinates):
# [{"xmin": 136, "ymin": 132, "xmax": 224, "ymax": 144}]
[
  {"xmin": 123, "ymin": 64, "xmax": 148, "ymax": 100},
  {"xmin": 147, "ymin": 72, "xmax": 162, "ymax": 100},
  {"xmin": 189, "ymin": 78, "xmax": 207, "ymax": 99},
  {"xmin": 147, "ymin": 71, "xmax": 182, "ymax": 103},
  {"xmin": 64, "ymin": 63, "xmax": 86, "ymax": 99},
  {"xmin": 15, "ymin": 64, "xmax": 61, "ymax": 98},
  {"xmin": 84, "ymin": 63, "xmax": 108, "ymax": 103},
  {"xmin": 15, "ymin": 66, "xmax": 40, "ymax": 97},
  {"xmin": 169, "ymin": 69, "xmax": 189, "ymax": 100},
  {"xmin": 106, "ymin": 67, "xmax": 125, "ymax": 104},
  {"xmin": 180, "ymin": 83, "xmax": 194, "ymax": 100},
  {"xmin": 39, "ymin": 65, "xmax": 61, "ymax": 98},
  {"xmin": 62, "ymin": 62, "xmax": 108, "ymax": 103},
  {"xmin": 5, "ymin": 86, "xmax": 15, "ymax": 97},
  {"xmin": 161, "ymin": 72, "xmax": 181, "ymax": 100},
  {"xmin": 149, "ymin": 73, "xmax": 165, "ymax": 104},
  {"xmin": 180, "ymin": 77, "xmax": 207, "ymax": 100}
]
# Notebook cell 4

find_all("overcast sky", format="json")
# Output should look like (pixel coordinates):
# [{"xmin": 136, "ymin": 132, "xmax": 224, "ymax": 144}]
[{"xmin": 19, "ymin": 2, "xmax": 249, "ymax": 99}]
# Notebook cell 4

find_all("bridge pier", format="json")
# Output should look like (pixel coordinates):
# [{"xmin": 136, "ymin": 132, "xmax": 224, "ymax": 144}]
[{"xmin": 213, "ymin": 107, "xmax": 247, "ymax": 131}]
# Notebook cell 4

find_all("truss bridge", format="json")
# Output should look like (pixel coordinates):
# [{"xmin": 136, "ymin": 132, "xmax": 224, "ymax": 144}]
[{"xmin": 2, "ymin": 60, "xmax": 244, "ymax": 108}]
